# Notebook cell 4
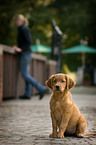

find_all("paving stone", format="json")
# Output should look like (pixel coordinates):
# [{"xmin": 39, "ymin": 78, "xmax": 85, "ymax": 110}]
[{"xmin": 0, "ymin": 94, "xmax": 96, "ymax": 145}]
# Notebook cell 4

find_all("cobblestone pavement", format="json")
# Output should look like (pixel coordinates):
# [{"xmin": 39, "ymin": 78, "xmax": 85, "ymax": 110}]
[{"xmin": 0, "ymin": 94, "xmax": 96, "ymax": 145}]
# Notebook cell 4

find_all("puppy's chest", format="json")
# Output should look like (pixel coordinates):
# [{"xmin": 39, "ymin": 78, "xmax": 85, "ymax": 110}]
[
  {"xmin": 51, "ymin": 101, "xmax": 63, "ymax": 120},
  {"xmin": 55, "ymin": 101, "xmax": 62, "ymax": 111},
  {"xmin": 50, "ymin": 99, "xmax": 72, "ymax": 121},
  {"xmin": 51, "ymin": 100, "xmax": 66, "ymax": 112}
]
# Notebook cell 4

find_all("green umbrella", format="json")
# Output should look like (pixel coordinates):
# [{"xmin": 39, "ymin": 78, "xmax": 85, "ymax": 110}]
[
  {"xmin": 31, "ymin": 44, "xmax": 51, "ymax": 53},
  {"xmin": 62, "ymin": 45, "xmax": 96, "ymax": 64},
  {"xmin": 62, "ymin": 45, "xmax": 96, "ymax": 54}
]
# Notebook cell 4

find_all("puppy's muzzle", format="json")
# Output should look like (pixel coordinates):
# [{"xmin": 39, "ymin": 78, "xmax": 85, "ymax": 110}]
[{"xmin": 55, "ymin": 85, "xmax": 60, "ymax": 91}]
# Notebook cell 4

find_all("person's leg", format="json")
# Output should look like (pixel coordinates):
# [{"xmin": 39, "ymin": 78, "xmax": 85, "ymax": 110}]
[
  {"xmin": 20, "ymin": 53, "xmax": 46, "ymax": 96},
  {"xmin": 19, "ymin": 53, "xmax": 32, "ymax": 98},
  {"xmin": 25, "ymin": 81, "xmax": 31, "ymax": 97}
]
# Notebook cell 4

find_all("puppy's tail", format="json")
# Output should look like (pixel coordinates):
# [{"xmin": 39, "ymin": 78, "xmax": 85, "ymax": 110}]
[{"xmin": 84, "ymin": 132, "xmax": 96, "ymax": 136}]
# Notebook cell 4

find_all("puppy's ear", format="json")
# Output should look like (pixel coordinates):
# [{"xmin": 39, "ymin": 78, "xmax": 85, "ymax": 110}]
[
  {"xmin": 45, "ymin": 75, "xmax": 53, "ymax": 89},
  {"xmin": 65, "ymin": 75, "xmax": 76, "ymax": 90}
]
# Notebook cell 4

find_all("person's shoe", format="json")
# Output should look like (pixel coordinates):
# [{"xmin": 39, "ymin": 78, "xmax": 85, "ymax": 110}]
[
  {"xmin": 19, "ymin": 95, "xmax": 31, "ymax": 100},
  {"xmin": 39, "ymin": 87, "xmax": 48, "ymax": 100}
]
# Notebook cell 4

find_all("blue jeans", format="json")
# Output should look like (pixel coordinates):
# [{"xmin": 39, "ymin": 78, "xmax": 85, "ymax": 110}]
[{"xmin": 19, "ymin": 53, "xmax": 45, "ymax": 97}]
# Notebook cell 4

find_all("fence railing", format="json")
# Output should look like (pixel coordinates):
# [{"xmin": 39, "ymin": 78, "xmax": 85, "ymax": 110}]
[{"xmin": 0, "ymin": 44, "xmax": 57, "ymax": 103}]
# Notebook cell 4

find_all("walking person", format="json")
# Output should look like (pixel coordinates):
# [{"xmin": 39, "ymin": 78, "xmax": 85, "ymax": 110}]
[{"xmin": 13, "ymin": 14, "xmax": 47, "ymax": 100}]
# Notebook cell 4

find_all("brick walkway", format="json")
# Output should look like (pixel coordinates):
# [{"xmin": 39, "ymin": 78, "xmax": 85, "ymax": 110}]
[{"xmin": 0, "ymin": 94, "xmax": 96, "ymax": 145}]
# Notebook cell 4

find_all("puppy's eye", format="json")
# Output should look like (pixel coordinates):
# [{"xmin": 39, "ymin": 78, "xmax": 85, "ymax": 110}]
[
  {"xmin": 53, "ymin": 79, "xmax": 56, "ymax": 82},
  {"xmin": 61, "ymin": 80, "xmax": 65, "ymax": 82}
]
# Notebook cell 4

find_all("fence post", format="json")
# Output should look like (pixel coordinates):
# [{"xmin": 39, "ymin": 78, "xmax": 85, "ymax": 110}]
[{"xmin": 0, "ymin": 48, "xmax": 3, "ymax": 103}]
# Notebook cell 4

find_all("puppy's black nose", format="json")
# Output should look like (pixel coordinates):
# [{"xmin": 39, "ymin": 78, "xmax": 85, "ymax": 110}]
[{"xmin": 56, "ymin": 85, "xmax": 60, "ymax": 89}]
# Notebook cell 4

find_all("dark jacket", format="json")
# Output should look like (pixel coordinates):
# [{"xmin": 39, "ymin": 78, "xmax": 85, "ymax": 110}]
[{"xmin": 17, "ymin": 24, "xmax": 32, "ymax": 53}]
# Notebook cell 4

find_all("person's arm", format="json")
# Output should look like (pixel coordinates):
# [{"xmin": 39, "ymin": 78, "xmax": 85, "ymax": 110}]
[{"xmin": 13, "ymin": 45, "xmax": 22, "ymax": 52}]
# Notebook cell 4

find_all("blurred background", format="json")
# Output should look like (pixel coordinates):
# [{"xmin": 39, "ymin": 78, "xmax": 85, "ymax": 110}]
[
  {"xmin": 0, "ymin": 2, "xmax": 96, "ymax": 143},
  {"xmin": 0, "ymin": 0, "xmax": 96, "ymax": 88}
]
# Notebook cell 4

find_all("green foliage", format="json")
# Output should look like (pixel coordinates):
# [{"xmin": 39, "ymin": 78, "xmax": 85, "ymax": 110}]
[
  {"xmin": 0, "ymin": 0, "xmax": 95, "ymax": 46},
  {"xmin": 0, "ymin": 0, "xmax": 96, "ymax": 70}
]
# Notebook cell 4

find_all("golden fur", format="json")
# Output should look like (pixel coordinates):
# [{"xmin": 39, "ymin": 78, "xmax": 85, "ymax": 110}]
[{"xmin": 46, "ymin": 73, "xmax": 96, "ymax": 138}]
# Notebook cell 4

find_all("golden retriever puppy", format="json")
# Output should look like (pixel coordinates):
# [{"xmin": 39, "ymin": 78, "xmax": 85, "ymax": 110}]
[{"xmin": 46, "ymin": 73, "xmax": 96, "ymax": 138}]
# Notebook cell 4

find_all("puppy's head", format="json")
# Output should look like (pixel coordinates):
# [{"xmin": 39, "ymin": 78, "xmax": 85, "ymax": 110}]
[{"xmin": 46, "ymin": 73, "xmax": 76, "ymax": 93}]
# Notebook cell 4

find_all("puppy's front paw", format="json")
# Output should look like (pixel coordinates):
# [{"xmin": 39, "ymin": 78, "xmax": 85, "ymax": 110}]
[
  {"xmin": 57, "ymin": 132, "xmax": 64, "ymax": 138},
  {"xmin": 49, "ymin": 132, "xmax": 57, "ymax": 138}
]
